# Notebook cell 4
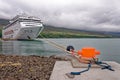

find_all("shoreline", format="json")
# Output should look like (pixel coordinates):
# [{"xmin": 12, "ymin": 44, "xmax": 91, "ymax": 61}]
[{"xmin": 0, "ymin": 54, "xmax": 67, "ymax": 80}]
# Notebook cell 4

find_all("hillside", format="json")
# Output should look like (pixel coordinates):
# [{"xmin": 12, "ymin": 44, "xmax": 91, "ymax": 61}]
[
  {"xmin": 0, "ymin": 19, "xmax": 9, "ymax": 26},
  {"xmin": 0, "ymin": 18, "xmax": 9, "ymax": 37},
  {"xmin": 39, "ymin": 25, "xmax": 112, "ymax": 38},
  {"xmin": 0, "ymin": 28, "xmax": 2, "ymax": 37},
  {"xmin": 0, "ymin": 18, "xmax": 118, "ymax": 38}
]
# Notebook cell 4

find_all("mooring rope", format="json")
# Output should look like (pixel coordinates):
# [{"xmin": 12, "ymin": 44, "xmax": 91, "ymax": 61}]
[
  {"xmin": 40, "ymin": 34, "xmax": 78, "ymax": 54},
  {"xmin": 40, "ymin": 34, "xmax": 67, "ymax": 51}
]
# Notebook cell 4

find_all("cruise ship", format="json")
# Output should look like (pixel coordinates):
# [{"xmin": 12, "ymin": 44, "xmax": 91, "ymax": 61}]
[{"xmin": 2, "ymin": 14, "xmax": 44, "ymax": 40}]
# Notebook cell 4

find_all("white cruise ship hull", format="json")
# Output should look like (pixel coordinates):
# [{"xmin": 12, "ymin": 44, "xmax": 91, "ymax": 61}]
[{"xmin": 2, "ymin": 21, "xmax": 44, "ymax": 40}]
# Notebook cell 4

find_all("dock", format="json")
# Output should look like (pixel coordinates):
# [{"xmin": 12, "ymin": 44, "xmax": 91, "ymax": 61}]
[{"xmin": 50, "ymin": 60, "xmax": 120, "ymax": 80}]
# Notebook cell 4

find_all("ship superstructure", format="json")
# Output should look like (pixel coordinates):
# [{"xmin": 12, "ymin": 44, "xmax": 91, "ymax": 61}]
[{"xmin": 2, "ymin": 14, "xmax": 44, "ymax": 40}]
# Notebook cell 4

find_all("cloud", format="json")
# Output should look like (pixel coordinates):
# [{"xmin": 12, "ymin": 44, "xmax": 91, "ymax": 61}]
[{"xmin": 0, "ymin": 0, "xmax": 120, "ymax": 32}]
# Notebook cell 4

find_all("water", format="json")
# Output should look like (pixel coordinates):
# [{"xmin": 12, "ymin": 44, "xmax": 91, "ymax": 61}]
[{"xmin": 0, "ymin": 38, "xmax": 120, "ymax": 63}]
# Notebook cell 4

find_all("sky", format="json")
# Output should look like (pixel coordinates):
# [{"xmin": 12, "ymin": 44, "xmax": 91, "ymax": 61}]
[{"xmin": 0, "ymin": 0, "xmax": 120, "ymax": 32}]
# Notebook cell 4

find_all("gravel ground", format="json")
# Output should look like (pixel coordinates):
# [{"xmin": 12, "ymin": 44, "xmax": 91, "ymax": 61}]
[{"xmin": 0, "ymin": 54, "xmax": 67, "ymax": 80}]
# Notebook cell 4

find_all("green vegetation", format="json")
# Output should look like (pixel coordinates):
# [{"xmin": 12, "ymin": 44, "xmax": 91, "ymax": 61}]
[
  {"xmin": 0, "ymin": 27, "xmax": 2, "ymax": 38},
  {"xmin": 38, "ymin": 25, "xmax": 112, "ymax": 38},
  {"xmin": 0, "ymin": 18, "xmax": 114, "ymax": 38},
  {"xmin": 0, "ymin": 19, "xmax": 9, "ymax": 25},
  {"xmin": 0, "ymin": 25, "xmax": 113, "ymax": 38}
]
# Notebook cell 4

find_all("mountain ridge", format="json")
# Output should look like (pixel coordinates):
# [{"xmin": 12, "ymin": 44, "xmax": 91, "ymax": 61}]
[{"xmin": 0, "ymin": 18, "xmax": 119, "ymax": 38}]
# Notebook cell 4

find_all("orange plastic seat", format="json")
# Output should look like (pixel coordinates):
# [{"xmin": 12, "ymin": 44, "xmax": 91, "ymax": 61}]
[{"xmin": 78, "ymin": 47, "xmax": 100, "ymax": 58}]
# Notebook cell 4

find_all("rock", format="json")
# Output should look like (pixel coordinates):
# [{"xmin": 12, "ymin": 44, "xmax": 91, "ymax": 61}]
[{"xmin": 0, "ymin": 54, "xmax": 66, "ymax": 80}]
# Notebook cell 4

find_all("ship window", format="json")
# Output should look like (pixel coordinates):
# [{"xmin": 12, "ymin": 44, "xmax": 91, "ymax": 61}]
[
  {"xmin": 24, "ymin": 30, "xmax": 33, "ymax": 33},
  {"xmin": 19, "ymin": 19, "xmax": 41, "ymax": 23},
  {"xmin": 11, "ymin": 35, "xmax": 13, "ymax": 38}
]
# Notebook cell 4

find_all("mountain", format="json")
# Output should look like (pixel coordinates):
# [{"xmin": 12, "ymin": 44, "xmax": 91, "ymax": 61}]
[
  {"xmin": 0, "ymin": 18, "xmax": 119, "ymax": 38},
  {"xmin": 41, "ymin": 25, "xmax": 113, "ymax": 38},
  {"xmin": 0, "ymin": 19, "xmax": 9, "ymax": 26},
  {"xmin": 103, "ymin": 32, "xmax": 120, "ymax": 37}
]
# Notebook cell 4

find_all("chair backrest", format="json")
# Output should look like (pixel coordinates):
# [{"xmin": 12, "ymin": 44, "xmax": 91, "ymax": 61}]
[{"xmin": 78, "ymin": 47, "xmax": 100, "ymax": 58}]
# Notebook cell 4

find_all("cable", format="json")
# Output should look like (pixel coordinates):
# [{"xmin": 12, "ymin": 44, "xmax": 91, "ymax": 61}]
[{"xmin": 39, "ymin": 34, "xmax": 78, "ymax": 54}]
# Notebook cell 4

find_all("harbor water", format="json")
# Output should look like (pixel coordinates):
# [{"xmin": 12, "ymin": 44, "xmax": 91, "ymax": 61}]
[{"xmin": 0, "ymin": 38, "xmax": 120, "ymax": 63}]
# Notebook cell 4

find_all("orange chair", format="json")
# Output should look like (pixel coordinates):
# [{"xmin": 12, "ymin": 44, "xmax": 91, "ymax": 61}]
[{"xmin": 78, "ymin": 47, "xmax": 100, "ymax": 58}]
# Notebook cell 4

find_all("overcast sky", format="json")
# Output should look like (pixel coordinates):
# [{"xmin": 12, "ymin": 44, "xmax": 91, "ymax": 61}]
[{"xmin": 0, "ymin": 0, "xmax": 120, "ymax": 32}]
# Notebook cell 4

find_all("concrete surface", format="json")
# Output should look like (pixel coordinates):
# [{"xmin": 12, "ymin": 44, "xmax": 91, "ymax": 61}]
[
  {"xmin": 54, "ymin": 55, "xmax": 101, "ymax": 68},
  {"xmin": 71, "ymin": 57, "xmax": 100, "ymax": 68},
  {"xmin": 50, "ymin": 61, "xmax": 120, "ymax": 80}
]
